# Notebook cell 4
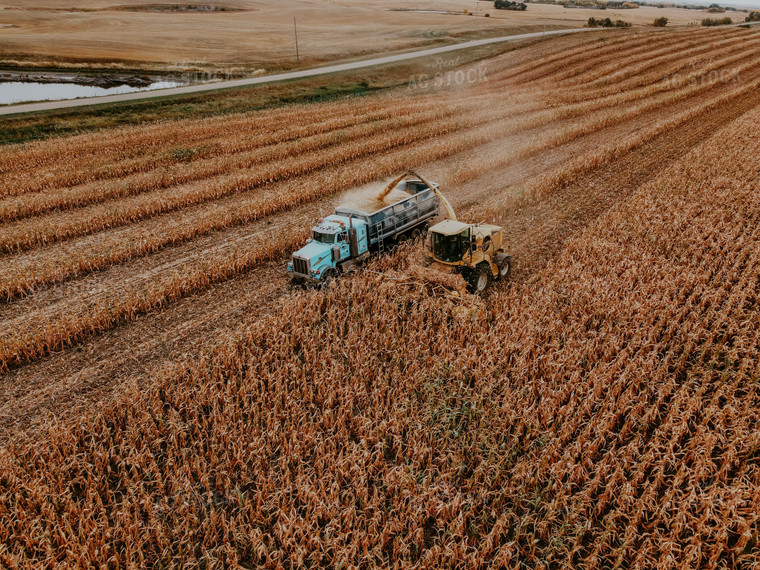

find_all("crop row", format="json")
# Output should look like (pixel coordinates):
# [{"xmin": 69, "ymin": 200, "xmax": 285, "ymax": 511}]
[
  {"xmin": 502, "ymin": 29, "xmax": 689, "ymax": 84},
  {"xmin": 0, "ymin": 103, "xmax": 462, "ymax": 222},
  {"xmin": 511, "ymin": 27, "xmax": 736, "ymax": 86},
  {"xmin": 0, "ymin": 95, "xmax": 448, "ymax": 199},
  {"xmin": 5, "ymin": 69, "xmax": 760, "ymax": 384},
  {"xmin": 475, "ymin": 31, "xmax": 760, "ymax": 121},
  {"xmin": 496, "ymin": 30, "xmax": 757, "ymax": 109},
  {"xmin": 0, "ymin": 109, "xmax": 494, "ymax": 253},
  {"xmin": 0, "ymin": 109, "xmax": 551, "ymax": 362},
  {"xmin": 1, "ymin": 89, "xmax": 536, "ymax": 223},
  {"xmin": 9, "ymin": 39, "xmax": 759, "ymax": 259},
  {"xmin": 481, "ymin": 78, "xmax": 760, "ymax": 222},
  {"xmin": 0, "ymin": 228, "xmax": 308, "ymax": 372},
  {"xmin": 0, "ymin": 103, "xmax": 553, "ymax": 301},
  {"xmin": 564, "ymin": 33, "xmax": 760, "ymax": 105},
  {"xmin": 12, "ymin": 30, "xmax": 642, "ymax": 196},
  {"xmin": 0, "ymin": 92, "xmax": 436, "ymax": 186},
  {"xmin": 1, "ymin": 102, "xmax": 758, "ymax": 566},
  {"xmin": 4, "ymin": 54, "xmax": 758, "ymax": 308},
  {"xmin": 0, "ymin": 76, "xmax": 714, "ymax": 299},
  {"xmin": 555, "ymin": 28, "xmax": 745, "ymax": 87},
  {"xmin": 578, "ymin": 30, "xmax": 751, "ymax": 89},
  {"xmin": 469, "ymin": 64, "xmax": 760, "ymax": 216},
  {"xmin": 0, "ymin": 28, "xmax": 720, "ymax": 192}
]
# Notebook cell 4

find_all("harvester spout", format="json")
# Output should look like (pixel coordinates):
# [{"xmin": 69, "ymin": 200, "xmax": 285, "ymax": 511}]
[
  {"xmin": 377, "ymin": 172, "xmax": 410, "ymax": 201},
  {"xmin": 407, "ymin": 169, "xmax": 457, "ymax": 221}
]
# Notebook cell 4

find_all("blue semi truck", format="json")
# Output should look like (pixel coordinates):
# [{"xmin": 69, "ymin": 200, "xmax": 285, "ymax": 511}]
[{"xmin": 287, "ymin": 178, "xmax": 439, "ymax": 285}]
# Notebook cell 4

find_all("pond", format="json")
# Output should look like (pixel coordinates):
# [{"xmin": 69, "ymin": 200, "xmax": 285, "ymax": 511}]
[{"xmin": 0, "ymin": 80, "xmax": 183, "ymax": 106}]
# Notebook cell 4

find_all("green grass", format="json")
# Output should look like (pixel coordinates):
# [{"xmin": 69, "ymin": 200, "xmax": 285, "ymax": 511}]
[{"xmin": 0, "ymin": 80, "xmax": 376, "ymax": 145}]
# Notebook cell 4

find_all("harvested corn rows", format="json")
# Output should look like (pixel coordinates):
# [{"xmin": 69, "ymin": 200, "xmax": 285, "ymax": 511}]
[
  {"xmin": 1, "ymin": 99, "xmax": 759, "ymax": 567},
  {"xmin": 0, "ymin": 27, "xmax": 758, "ymax": 375}
]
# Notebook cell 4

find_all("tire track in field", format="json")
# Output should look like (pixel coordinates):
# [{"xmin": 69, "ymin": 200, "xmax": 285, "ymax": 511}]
[{"xmin": 1, "ymin": 73, "xmax": 758, "ymax": 447}]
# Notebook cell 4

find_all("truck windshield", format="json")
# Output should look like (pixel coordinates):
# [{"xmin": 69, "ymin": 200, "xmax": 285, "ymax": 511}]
[
  {"xmin": 313, "ymin": 231, "xmax": 335, "ymax": 244},
  {"xmin": 432, "ymin": 229, "xmax": 470, "ymax": 263}
]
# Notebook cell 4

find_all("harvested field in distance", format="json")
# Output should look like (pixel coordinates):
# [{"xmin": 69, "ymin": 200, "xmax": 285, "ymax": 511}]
[
  {"xmin": 0, "ymin": 0, "xmax": 741, "ymax": 71},
  {"xmin": 1, "ymin": 23, "xmax": 760, "ymax": 568}
]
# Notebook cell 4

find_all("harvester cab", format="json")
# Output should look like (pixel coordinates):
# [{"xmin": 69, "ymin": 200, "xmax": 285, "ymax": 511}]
[
  {"xmin": 406, "ymin": 170, "xmax": 512, "ymax": 294},
  {"xmin": 427, "ymin": 219, "xmax": 511, "ymax": 294}
]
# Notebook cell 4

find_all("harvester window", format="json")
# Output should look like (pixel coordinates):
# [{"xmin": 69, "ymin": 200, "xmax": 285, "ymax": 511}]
[{"xmin": 432, "ymin": 229, "xmax": 470, "ymax": 263}]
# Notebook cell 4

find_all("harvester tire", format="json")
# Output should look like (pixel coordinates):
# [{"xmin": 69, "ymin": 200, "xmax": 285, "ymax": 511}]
[
  {"xmin": 497, "ymin": 256, "xmax": 511, "ymax": 280},
  {"xmin": 468, "ymin": 263, "xmax": 492, "ymax": 294}
]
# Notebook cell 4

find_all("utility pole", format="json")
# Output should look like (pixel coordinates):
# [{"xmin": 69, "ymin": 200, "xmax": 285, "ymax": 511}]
[{"xmin": 294, "ymin": 17, "xmax": 300, "ymax": 65}]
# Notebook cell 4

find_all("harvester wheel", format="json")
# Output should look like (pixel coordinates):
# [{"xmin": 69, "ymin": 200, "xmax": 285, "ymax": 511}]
[
  {"xmin": 497, "ymin": 256, "xmax": 511, "ymax": 280},
  {"xmin": 468, "ymin": 263, "xmax": 492, "ymax": 294}
]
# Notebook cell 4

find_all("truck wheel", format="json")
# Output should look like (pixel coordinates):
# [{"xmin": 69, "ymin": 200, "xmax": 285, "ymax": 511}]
[
  {"xmin": 467, "ymin": 263, "xmax": 492, "ymax": 294},
  {"xmin": 320, "ymin": 268, "xmax": 338, "ymax": 288},
  {"xmin": 497, "ymin": 256, "xmax": 511, "ymax": 280},
  {"xmin": 396, "ymin": 234, "xmax": 409, "ymax": 246},
  {"xmin": 410, "ymin": 228, "xmax": 422, "ymax": 241}
]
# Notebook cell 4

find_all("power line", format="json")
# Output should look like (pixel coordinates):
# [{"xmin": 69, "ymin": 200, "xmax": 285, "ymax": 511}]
[{"xmin": 294, "ymin": 17, "xmax": 300, "ymax": 65}]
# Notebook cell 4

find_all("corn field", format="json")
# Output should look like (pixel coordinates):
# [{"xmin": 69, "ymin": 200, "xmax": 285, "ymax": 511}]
[{"xmin": 1, "ymin": 26, "xmax": 759, "ymax": 567}]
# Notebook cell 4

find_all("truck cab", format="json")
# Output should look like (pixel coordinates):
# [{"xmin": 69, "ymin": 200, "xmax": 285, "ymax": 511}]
[
  {"xmin": 287, "ymin": 215, "xmax": 369, "ymax": 284},
  {"xmin": 287, "ymin": 173, "xmax": 440, "ymax": 286}
]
